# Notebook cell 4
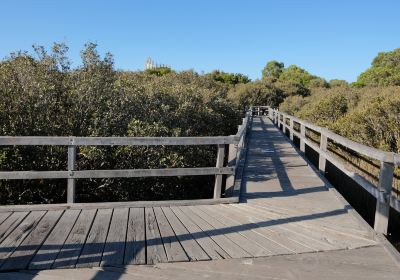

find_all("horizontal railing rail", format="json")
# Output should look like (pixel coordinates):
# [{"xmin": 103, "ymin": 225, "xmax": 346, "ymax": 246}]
[
  {"xmin": 0, "ymin": 135, "xmax": 238, "ymax": 146},
  {"xmin": 0, "ymin": 109, "xmax": 253, "ymax": 204},
  {"xmin": 253, "ymin": 106, "xmax": 400, "ymax": 236}
]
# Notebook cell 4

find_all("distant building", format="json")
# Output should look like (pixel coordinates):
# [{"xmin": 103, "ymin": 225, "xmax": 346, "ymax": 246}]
[{"xmin": 145, "ymin": 57, "xmax": 170, "ymax": 70}]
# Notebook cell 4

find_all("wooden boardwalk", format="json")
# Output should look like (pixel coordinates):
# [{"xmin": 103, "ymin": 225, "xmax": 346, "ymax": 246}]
[{"xmin": 0, "ymin": 116, "xmax": 400, "ymax": 279}]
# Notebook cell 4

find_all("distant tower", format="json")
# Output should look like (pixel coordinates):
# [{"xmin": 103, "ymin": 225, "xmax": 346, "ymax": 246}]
[{"xmin": 145, "ymin": 57, "xmax": 154, "ymax": 70}]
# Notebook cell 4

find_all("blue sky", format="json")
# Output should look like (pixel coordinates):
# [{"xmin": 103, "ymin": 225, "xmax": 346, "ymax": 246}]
[{"xmin": 0, "ymin": 0, "xmax": 399, "ymax": 82}]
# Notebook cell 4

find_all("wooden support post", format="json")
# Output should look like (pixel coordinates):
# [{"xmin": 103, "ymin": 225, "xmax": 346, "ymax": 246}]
[
  {"xmin": 282, "ymin": 116, "xmax": 286, "ymax": 134},
  {"xmin": 374, "ymin": 161, "xmax": 394, "ymax": 235},
  {"xmin": 67, "ymin": 145, "xmax": 76, "ymax": 203},
  {"xmin": 225, "ymin": 143, "xmax": 238, "ymax": 196},
  {"xmin": 289, "ymin": 118, "xmax": 294, "ymax": 141},
  {"xmin": 300, "ymin": 124, "xmax": 306, "ymax": 153},
  {"xmin": 214, "ymin": 144, "xmax": 225, "ymax": 199},
  {"xmin": 277, "ymin": 113, "xmax": 281, "ymax": 129},
  {"xmin": 319, "ymin": 131, "xmax": 328, "ymax": 173}
]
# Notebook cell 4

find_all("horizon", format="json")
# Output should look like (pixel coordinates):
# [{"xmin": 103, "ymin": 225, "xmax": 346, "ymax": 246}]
[{"xmin": 1, "ymin": 0, "xmax": 399, "ymax": 82}]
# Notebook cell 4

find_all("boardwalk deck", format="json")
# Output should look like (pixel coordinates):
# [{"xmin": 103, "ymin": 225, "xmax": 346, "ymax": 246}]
[{"xmin": 0, "ymin": 116, "xmax": 400, "ymax": 279}]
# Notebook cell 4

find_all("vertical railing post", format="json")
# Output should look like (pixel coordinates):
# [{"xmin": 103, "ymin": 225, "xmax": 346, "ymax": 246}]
[
  {"xmin": 67, "ymin": 140, "xmax": 76, "ymax": 204},
  {"xmin": 277, "ymin": 113, "xmax": 281, "ymax": 129},
  {"xmin": 289, "ymin": 118, "xmax": 294, "ymax": 141},
  {"xmin": 225, "ymin": 143, "xmax": 238, "ymax": 196},
  {"xmin": 282, "ymin": 116, "xmax": 286, "ymax": 134},
  {"xmin": 300, "ymin": 123, "xmax": 306, "ymax": 153},
  {"xmin": 214, "ymin": 144, "xmax": 225, "ymax": 199},
  {"xmin": 374, "ymin": 161, "xmax": 394, "ymax": 235},
  {"xmin": 318, "ymin": 130, "xmax": 328, "ymax": 174}
]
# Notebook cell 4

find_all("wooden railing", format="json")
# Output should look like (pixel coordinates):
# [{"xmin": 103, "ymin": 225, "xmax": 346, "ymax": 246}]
[
  {"xmin": 254, "ymin": 106, "xmax": 400, "ymax": 235},
  {"xmin": 0, "ymin": 110, "xmax": 252, "ymax": 204}
]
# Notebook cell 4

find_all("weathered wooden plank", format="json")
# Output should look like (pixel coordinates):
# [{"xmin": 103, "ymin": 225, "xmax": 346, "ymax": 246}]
[
  {"xmin": 153, "ymin": 207, "xmax": 188, "ymax": 262},
  {"xmin": 0, "ymin": 213, "xmax": 11, "ymax": 226},
  {"xmin": 0, "ymin": 197, "xmax": 239, "ymax": 212},
  {"xmin": 29, "ymin": 209, "xmax": 81, "ymax": 270},
  {"xmin": 0, "ymin": 135, "xmax": 238, "ymax": 146},
  {"xmin": 76, "ymin": 209, "xmax": 113, "ymax": 268},
  {"xmin": 161, "ymin": 207, "xmax": 209, "ymax": 261},
  {"xmin": 0, "ymin": 212, "xmax": 29, "ymax": 244},
  {"xmin": 145, "ymin": 208, "xmax": 167, "ymax": 264},
  {"xmin": 170, "ymin": 206, "xmax": 229, "ymax": 260},
  {"xmin": 233, "ymin": 204, "xmax": 336, "ymax": 251},
  {"xmin": 0, "ymin": 167, "xmax": 234, "ymax": 180},
  {"xmin": 243, "ymin": 203, "xmax": 376, "ymax": 249},
  {"xmin": 124, "ymin": 208, "xmax": 146, "ymax": 265},
  {"xmin": 213, "ymin": 144, "xmax": 225, "ymax": 199},
  {"xmin": 374, "ymin": 161, "xmax": 395, "ymax": 235},
  {"xmin": 181, "ymin": 206, "xmax": 251, "ymax": 258},
  {"xmin": 200, "ymin": 205, "xmax": 279, "ymax": 256},
  {"xmin": 319, "ymin": 131, "xmax": 328, "ymax": 173},
  {"xmin": 52, "ymin": 209, "xmax": 96, "ymax": 268},
  {"xmin": 0, "ymin": 211, "xmax": 46, "ymax": 267},
  {"xmin": 189, "ymin": 205, "xmax": 269, "ymax": 257},
  {"xmin": 1, "ymin": 210, "xmax": 63, "ymax": 270},
  {"xmin": 101, "ymin": 208, "xmax": 129, "ymax": 267},
  {"xmin": 67, "ymin": 145, "xmax": 76, "ymax": 204},
  {"xmin": 229, "ymin": 203, "xmax": 316, "ymax": 254},
  {"xmin": 219, "ymin": 204, "xmax": 305, "ymax": 254}
]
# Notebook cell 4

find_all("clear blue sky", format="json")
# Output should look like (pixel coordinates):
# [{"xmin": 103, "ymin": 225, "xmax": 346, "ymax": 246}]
[{"xmin": 1, "ymin": 0, "xmax": 399, "ymax": 82}]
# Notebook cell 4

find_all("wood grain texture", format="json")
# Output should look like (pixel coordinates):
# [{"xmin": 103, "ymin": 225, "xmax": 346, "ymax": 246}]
[
  {"xmin": 101, "ymin": 208, "xmax": 128, "ymax": 266},
  {"xmin": 161, "ymin": 207, "xmax": 209, "ymax": 261},
  {"xmin": 153, "ymin": 207, "xmax": 188, "ymax": 262},
  {"xmin": 124, "ymin": 208, "xmax": 145, "ymax": 265},
  {"xmin": 0, "ymin": 211, "xmax": 46, "ymax": 268},
  {"xmin": 29, "ymin": 209, "xmax": 81, "ymax": 270},
  {"xmin": 52, "ymin": 209, "xmax": 96, "ymax": 268},
  {"xmin": 1, "ymin": 210, "xmax": 63, "ymax": 271},
  {"xmin": 145, "ymin": 208, "xmax": 167, "ymax": 264},
  {"xmin": 76, "ymin": 209, "xmax": 112, "ymax": 268}
]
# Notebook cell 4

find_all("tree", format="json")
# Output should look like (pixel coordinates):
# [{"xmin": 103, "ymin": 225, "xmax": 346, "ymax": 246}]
[
  {"xmin": 145, "ymin": 67, "xmax": 173, "ymax": 76},
  {"xmin": 330, "ymin": 79, "xmax": 348, "ymax": 87},
  {"xmin": 228, "ymin": 80, "xmax": 285, "ymax": 110},
  {"xmin": 207, "ymin": 70, "xmax": 250, "ymax": 85},
  {"xmin": 262, "ymin": 60, "xmax": 284, "ymax": 79},
  {"xmin": 278, "ymin": 65, "xmax": 318, "ymax": 87},
  {"xmin": 357, "ymin": 48, "xmax": 400, "ymax": 86}
]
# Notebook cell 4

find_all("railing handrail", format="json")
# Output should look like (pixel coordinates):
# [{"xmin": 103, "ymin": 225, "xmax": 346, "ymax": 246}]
[
  {"xmin": 0, "ymin": 135, "xmax": 239, "ymax": 146},
  {"xmin": 0, "ymin": 108, "xmax": 253, "ymax": 204},
  {"xmin": 273, "ymin": 110, "xmax": 395, "ymax": 163}
]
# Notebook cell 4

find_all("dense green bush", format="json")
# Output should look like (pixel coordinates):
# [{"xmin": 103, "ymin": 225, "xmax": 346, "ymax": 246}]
[{"xmin": 0, "ymin": 43, "xmax": 240, "ymax": 204}]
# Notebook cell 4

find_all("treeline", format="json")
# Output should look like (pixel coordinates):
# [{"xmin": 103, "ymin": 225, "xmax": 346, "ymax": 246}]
[
  {"xmin": 278, "ymin": 48, "xmax": 400, "ymax": 154},
  {"xmin": 1, "ymin": 42, "xmax": 399, "ymax": 204},
  {"xmin": 0, "ymin": 43, "xmax": 242, "ymax": 204}
]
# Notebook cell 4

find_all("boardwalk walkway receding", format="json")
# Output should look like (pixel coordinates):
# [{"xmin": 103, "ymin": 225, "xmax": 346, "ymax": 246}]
[{"xmin": 1, "ymin": 116, "xmax": 400, "ymax": 279}]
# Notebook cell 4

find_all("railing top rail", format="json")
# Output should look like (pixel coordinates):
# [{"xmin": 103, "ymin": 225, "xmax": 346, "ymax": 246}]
[
  {"xmin": 0, "ymin": 135, "xmax": 239, "ymax": 146},
  {"xmin": 394, "ymin": 154, "xmax": 400, "ymax": 166},
  {"xmin": 0, "ymin": 108, "xmax": 255, "ymax": 147},
  {"xmin": 268, "ymin": 107, "xmax": 398, "ymax": 164}
]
